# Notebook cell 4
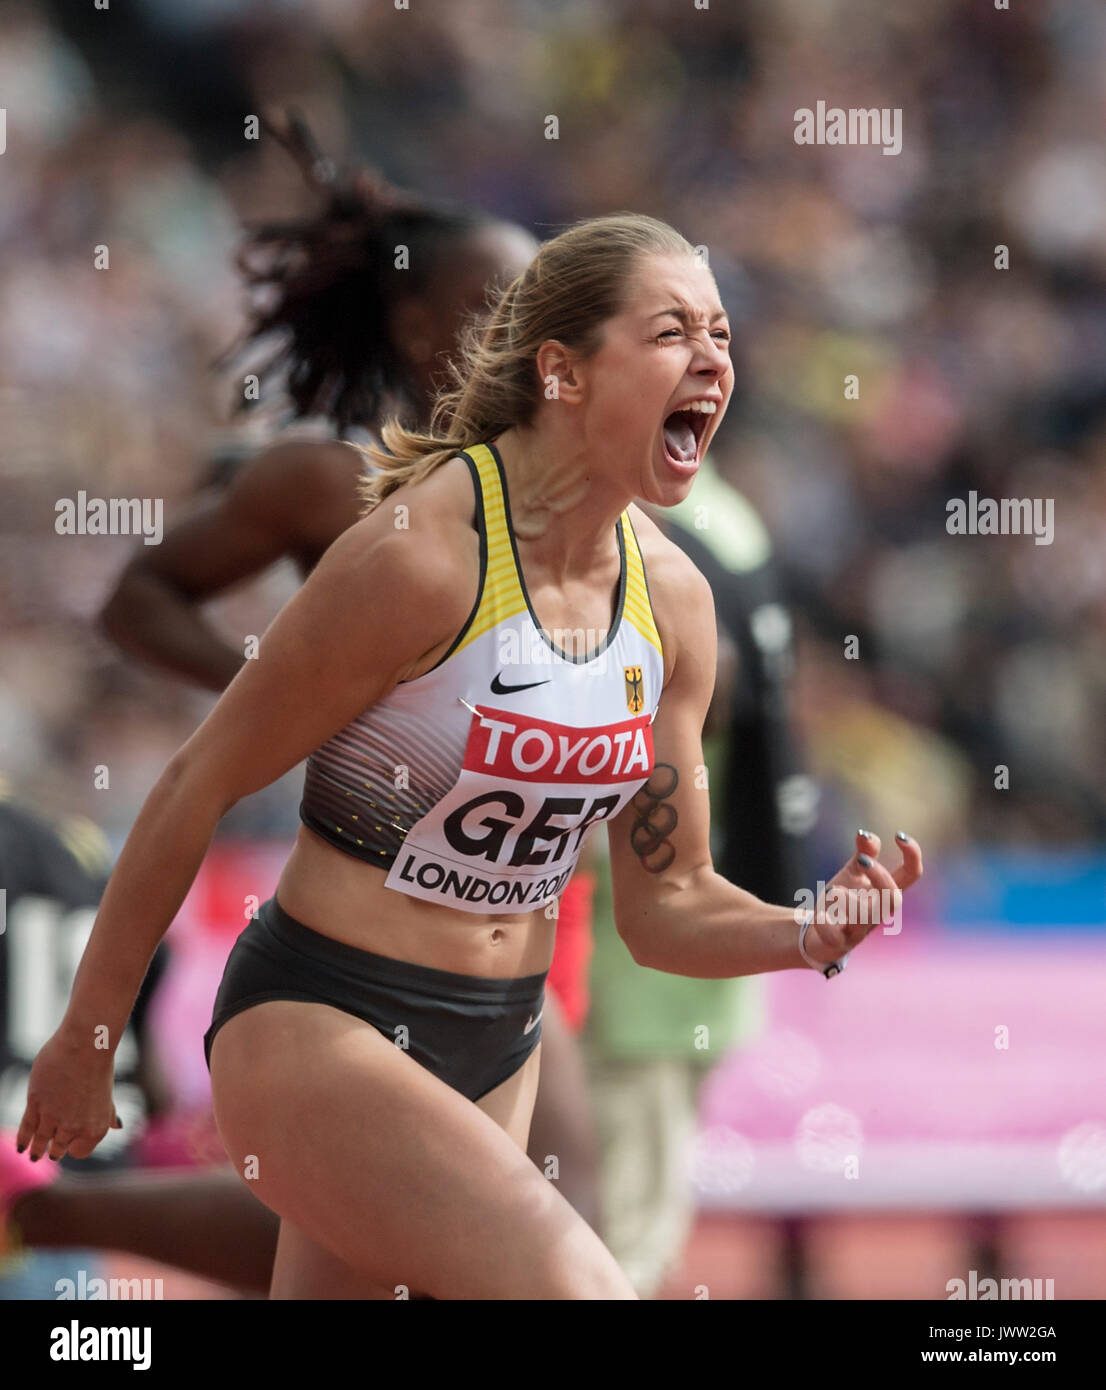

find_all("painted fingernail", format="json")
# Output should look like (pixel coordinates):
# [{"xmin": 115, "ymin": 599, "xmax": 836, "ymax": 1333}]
[
  {"xmin": 49, "ymin": 1153, "xmax": 59, "ymax": 1161},
  {"xmin": 858, "ymin": 829, "xmax": 871, "ymax": 840},
  {"xmin": 29, "ymin": 1153, "xmax": 41, "ymax": 1163},
  {"xmin": 858, "ymin": 853, "xmax": 873, "ymax": 868},
  {"xmin": 895, "ymin": 831, "xmax": 910, "ymax": 843},
  {"xmin": 16, "ymin": 1143, "xmax": 25, "ymax": 1154}
]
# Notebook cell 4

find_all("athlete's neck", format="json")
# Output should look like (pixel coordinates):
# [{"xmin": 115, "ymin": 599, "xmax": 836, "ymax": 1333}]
[{"xmin": 491, "ymin": 425, "xmax": 628, "ymax": 579}]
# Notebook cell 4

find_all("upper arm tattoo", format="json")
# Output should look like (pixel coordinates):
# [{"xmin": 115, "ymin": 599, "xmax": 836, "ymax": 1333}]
[{"xmin": 629, "ymin": 762, "xmax": 678, "ymax": 873}]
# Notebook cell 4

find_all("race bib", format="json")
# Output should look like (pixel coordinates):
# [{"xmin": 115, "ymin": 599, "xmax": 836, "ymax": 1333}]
[{"xmin": 385, "ymin": 704, "xmax": 653, "ymax": 912}]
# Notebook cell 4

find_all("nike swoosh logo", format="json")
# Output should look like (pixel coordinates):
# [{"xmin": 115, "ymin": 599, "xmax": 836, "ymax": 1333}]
[
  {"xmin": 523, "ymin": 1012, "xmax": 542, "ymax": 1035},
  {"xmin": 490, "ymin": 674, "xmax": 551, "ymax": 695}
]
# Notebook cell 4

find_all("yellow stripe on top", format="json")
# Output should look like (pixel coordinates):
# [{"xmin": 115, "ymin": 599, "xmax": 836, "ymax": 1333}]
[
  {"xmin": 621, "ymin": 513, "xmax": 663, "ymax": 656},
  {"xmin": 453, "ymin": 443, "xmax": 663, "ymax": 661},
  {"xmin": 452, "ymin": 443, "xmax": 528, "ymax": 654}
]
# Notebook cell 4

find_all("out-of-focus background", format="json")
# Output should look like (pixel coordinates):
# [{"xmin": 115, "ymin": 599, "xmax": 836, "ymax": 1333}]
[{"xmin": 2, "ymin": 0, "xmax": 1105, "ymax": 1299}]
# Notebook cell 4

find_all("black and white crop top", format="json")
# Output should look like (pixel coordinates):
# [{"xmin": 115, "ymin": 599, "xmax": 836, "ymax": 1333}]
[{"xmin": 299, "ymin": 441, "xmax": 665, "ymax": 914}]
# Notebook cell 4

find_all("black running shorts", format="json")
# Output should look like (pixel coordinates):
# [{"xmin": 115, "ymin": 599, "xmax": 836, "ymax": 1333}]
[{"xmin": 204, "ymin": 897, "xmax": 547, "ymax": 1102}]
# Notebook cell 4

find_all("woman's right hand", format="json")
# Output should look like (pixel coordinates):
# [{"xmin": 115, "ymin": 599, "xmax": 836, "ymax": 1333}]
[{"xmin": 15, "ymin": 1022, "xmax": 122, "ymax": 1162}]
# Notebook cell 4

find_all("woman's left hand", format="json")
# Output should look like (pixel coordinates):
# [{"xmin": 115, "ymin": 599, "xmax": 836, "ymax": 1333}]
[{"xmin": 803, "ymin": 830, "xmax": 924, "ymax": 966}]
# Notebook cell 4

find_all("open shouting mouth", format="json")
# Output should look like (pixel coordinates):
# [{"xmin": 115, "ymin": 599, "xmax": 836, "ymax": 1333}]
[{"xmin": 661, "ymin": 398, "xmax": 718, "ymax": 478}]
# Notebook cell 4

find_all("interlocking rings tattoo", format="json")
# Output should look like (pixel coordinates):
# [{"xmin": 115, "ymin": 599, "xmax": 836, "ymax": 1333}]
[{"xmin": 630, "ymin": 762, "xmax": 678, "ymax": 873}]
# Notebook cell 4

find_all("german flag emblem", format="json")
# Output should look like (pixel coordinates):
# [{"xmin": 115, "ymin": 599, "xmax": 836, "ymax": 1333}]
[{"xmin": 624, "ymin": 665, "xmax": 644, "ymax": 714}]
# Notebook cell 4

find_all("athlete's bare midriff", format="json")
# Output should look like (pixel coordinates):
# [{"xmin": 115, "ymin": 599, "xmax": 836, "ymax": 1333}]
[{"xmin": 274, "ymin": 823, "xmax": 557, "ymax": 978}]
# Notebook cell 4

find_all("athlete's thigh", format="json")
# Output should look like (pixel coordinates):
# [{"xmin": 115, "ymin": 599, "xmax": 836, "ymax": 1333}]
[
  {"xmin": 473, "ymin": 1041, "xmax": 541, "ymax": 1150},
  {"xmin": 268, "ymin": 1216, "xmax": 397, "ymax": 1300},
  {"xmin": 269, "ymin": 1045, "xmax": 542, "ymax": 1300},
  {"xmin": 209, "ymin": 1001, "xmax": 635, "ymax": 1299},
  {"xmin": 270, "ymin": 1041, "xmax": 540, "ymax": 1299}
]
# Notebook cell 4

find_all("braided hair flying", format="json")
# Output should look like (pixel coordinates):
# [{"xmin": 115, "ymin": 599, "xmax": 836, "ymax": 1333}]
[{"xmin": 219, "ymin": 109, "xmax": 494, "ymax": 433}]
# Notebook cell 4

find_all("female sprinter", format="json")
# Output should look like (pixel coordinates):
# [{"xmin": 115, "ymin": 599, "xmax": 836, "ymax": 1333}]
[
  {"xmin": 17, "ymin": 213, "xmax": 922, "ymax": 1299},
  {"xmin": 5, "ymin": 120, "xmax": 600, "ymax": 1293},
  {"xmin": 4, "ymin": 119, "xmax": 601, "ymax": 1293}
]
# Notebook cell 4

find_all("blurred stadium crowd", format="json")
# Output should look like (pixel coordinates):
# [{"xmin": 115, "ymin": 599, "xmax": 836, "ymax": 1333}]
[{"xmin": 2, "ymin": 0, "xmax": 1105, "ymax": 865}]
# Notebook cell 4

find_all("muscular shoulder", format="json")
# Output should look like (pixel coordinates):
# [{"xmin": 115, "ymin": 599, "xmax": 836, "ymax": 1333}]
[
  {"xmin": 627, "ymin": 502, "xmax": 716, "ymax": 688},
  {"xmin": 372, "ymin": 452, "xmax": 478, "ymax": 536},
  {"xmin": 312, "ymin": 454, "xmax": 481, "ymax": 678}
]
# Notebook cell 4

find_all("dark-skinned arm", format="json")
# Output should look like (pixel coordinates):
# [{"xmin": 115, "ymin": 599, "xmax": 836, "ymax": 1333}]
[{"xmin": 99, "ymin": 440, "xmax": 364, "ymax": 691}]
